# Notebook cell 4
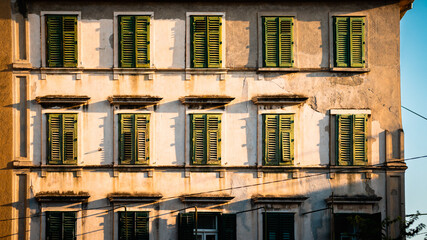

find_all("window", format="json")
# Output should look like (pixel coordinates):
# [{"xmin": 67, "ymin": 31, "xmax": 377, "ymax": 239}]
[
  {"xmin": 336, "ymin": 114, "xmax": 368, "ymax": 166},
  {"xmin": 262, "ymin": 17, "xmax": 294, "ymax": 67},
  {"xmin": 263, "ymin": 114, "xmax": 294, "ymax": 166},
  {"xmin": 178, "ymin": 213, "xmax": 236, "ymax": 240},
  {"xmin": 118, "ymin": 16, "xmax": 150, "ymax": 68},
  {"xmin": 190, "ymin": 16, "xmax": 222, "ymax": 68},
  {"xmin": 119, "ymin": 114, "xmax": 150, "ymax": 165},
  {"xmin": 46, "ymin": 211, "xmax": 76, "ymax": 239},
  {"xmin": 263, "ymin": 212, "xmax": 294, "ymax": 240},
  {"xmin": 190, "ymin": 114, "xmax": 221, "ymax": 165},
  {"xmin": 119, "ymin": 211, "xmax": 149, "ymax": 240},
  {"xmin": 47, "ymin": 114, "xmax": 77, "ymax": 165},
  {"xmin": 46, "ymin": 15, "xmax": 78, "ymax": 67},
  {"xmin": 334, "ymin": 213, "xmax": 381, "ymax": 240},
  {"xmin": 334, "ymin": 16, "xmax": 365, "ymax": 68}
]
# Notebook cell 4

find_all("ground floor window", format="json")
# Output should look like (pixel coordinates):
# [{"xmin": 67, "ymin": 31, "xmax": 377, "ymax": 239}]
[
  {"xmin": 178, "ymin": 212, "xmax": 236, "ymax": 240},
  {"xmin": 263, "ymin": 212, "xmax": 294, "ymax": 240},
  {"xmin": 119, "ymin": 211, "xmax": 149, "ymax": 240},
  {"xmin": 46, "ymin": 211, "xmax": 76, "ymax": 240},
  {"xmin": 334, "ymin": 213, "xmax": 381, "ymax": 240}
]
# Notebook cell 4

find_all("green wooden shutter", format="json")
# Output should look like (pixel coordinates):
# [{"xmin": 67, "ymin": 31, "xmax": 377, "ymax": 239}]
[
  {"xmin": 120, "ymin": 16, "xmax": 136, "ymax": 68},
  {"xmin": 207, "ymin": 114, "xmax": 221, "ymax": 165},
  {"xmin": 207, "ymin": 16, "xmax": 222, "ymax": 68},
  {"xmin": 263, "ymin": 17, "xmax": 279, "ymax": 67},
  {"xmin": 135, "ymin": 212, "xmax": 149, "ymax": 240},
  {"xmin": 135, "ymin": 16, "xmax": 150, "ymax": 68},
  {"xmin": 63, "ymin": 212, "xmax": 76, "ymax": 240},
  {"xmin": 279, "ymin": 115, "xmax": 294, "ymax": 165},
  {"xmin": 279, "ymin": 17, "xmax": 293, "ymax": 67},
  {"xmin": 337, "ymin": 115, "xmax": 352, "ymax": 165},
  {"xmin": 264, "ymin": 213, "xmax": 294, "ymax": 240},
  {"xmin": 48, "ymin": 114, "xmax": 62, "ymax": 165},
  {"xmin": 62, "ymin": 16, "xmax": 78, "ymax": 67},
  {"xmin": 62, "ymin": 114, "xmax": 77, "ymax": 165},
  {"xmin": 350, "ymin": 17, "xmax": 365, "ymax": 67},
  {"xmin": 46, "ymin": 15, "xmax": 63, "ymax": 67},
  {"xmin": 219, "ymin": 214, "xmax": 236, "ymax": 240},
  {"xmin": 191, "ymin": 114, "xmax": 206, "ymax": 164},
  {"xmin": 120, "ymin": 114, "xmax": 135, "ymax": 164},
  {"xmin": 135, "ymin": 114, "xmax": 150, "ymax": 165},
  {"xmin": 119, "ymin": 212, "xmax": 135, "ymax": 240},
  {"xmin": 179, "ymin": 213, "xmax": 195, "ymax": 240},
  {"xmin": 46, "ymin": 212, "xmax": 62, "ymax": 240},
  {"xmin": 264, "ymin": 115, "xmax": 279, "ymax": 165},
  {"xmin": 191, "ymin": 16, "xmax": 207, "ymax": 68},
  {"xmin": 335, "ymin": 17, "xmax": 350, "ymax": 67},
  {"xmin": 353, "ymin": 114, "xmax": 368, "ymax": 165}
]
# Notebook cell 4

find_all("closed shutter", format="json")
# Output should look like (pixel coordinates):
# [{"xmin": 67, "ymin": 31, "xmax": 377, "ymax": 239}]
[
  {"xmin": 191, "ymin": 114, "xmax": 206, "ymax": 164},
  {"xmin": 179, "ymin": 213, "xmax": 195, "ymax": 240},
  {"xmin": 48, "ymin": 114, "xmax": 62, "ymax": 164},
  {"xmin": 334, "ymin": 17, "xmax": 350, "ymax": 67},
  {"xmin": 353, "ymin": 114, "xmax": 367, "ymax": 165},
  {"xmin": 135, "ymin": 212, "xmax": 149, "ymax": 240},
  {"xmin": 278, "ymin": 17, "xmax": 293, "ymax": 67},
  {"xmin": 63, "ymin": 212, "xmax": 77, "ymax": 240},
  {"xmin": 191, "ymin": 16, "xmax": 208, "ymax": 68},
  {"xmin": 264, "ymin": 115, "xmax": 279, "ymax": 165},
  {"xmin": 207, "ymin": 16, "xmax": 222, "ymax": 68},
  {"xmin": 219, "ymin": 214, "xmax": 236, "ymax": 240},
  {"xmin": 120, "ymin": 114, "xmax": 135, "ymax": 164},
  {"xmin": 119, "ymin": 16, "xmax": 136, "ymax": 68},
  {"xmin": 135, "ymin": 16, "xmax": 150, "ymax": 68},
  {"xmin": 63, "ymin": 114, "xmax": 77, "ymax": 165},
  {"xmin": 206, "ymin": 114, "xmax": 221, "ymax": 165},
  {"xmin": 263, "ymin": 17, "xmax": 279, "ymax": 67},
  {"xmin": 337, "ymin": 115, "xmax": 352, "ymax": 165},
  {"xmin": 119, "ymin": 212, "xmax": 135, "ymax": 240},
  {"xmin": 350, "ymin": 17, "xmax": 365, "ymax": 67},
  {"xmin": 46, "ymin": 15, "xmax": 63, "ymax": 67},
  {"xmin": 135, "ymin": 114, "xmax": 150, "ymax": 164},
  {"xmin": 279, "ymin": 115, "xmax": 294, "ymax": 165},
  {"xmin": 62, "ymin": 16, "xmax": 78, "ymax": 67},
  {"xmin": 46, "ymin": 212, "xmax": 62, "ymax": 240},
  {"xmin": 264, "ymin": 213, "xmax": 294, "ymax": 240}
]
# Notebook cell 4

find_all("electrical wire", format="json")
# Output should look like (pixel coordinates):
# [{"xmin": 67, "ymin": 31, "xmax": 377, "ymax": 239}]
[{"xmin": 402, "ymin": 105, "xmax": 427, "ymax": 121}]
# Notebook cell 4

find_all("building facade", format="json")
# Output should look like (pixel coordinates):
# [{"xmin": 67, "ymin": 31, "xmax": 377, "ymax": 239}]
[{"xmin": 9, "ymin": 0, "xmax": 413, "ymax": 239}]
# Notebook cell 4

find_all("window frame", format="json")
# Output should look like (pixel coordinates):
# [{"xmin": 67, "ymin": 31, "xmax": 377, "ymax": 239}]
[
  {"xmin": 113, "ymin": 12, "xmax": 154, "ymax": 69},
  {"xmin": 40, "ymin": 11, "xmax": 82, "ymax": 68},
  {"xmin": 185, "ymin": 12, "xmax": 226, "ymax": 69},
  {"xmin": 329, "ymin": 13, "xmax": 368, "ymax": 71},
  {"xmin": 41, "ymin": 209, "xmax": 81, "ymax": 240},
  {"xmin": 117, "ymin": 211, "xmax": 150, "ymax": 240},
  {"xmin": 262, "ymin": 212, "xmax": 295, "ymax": 240}
]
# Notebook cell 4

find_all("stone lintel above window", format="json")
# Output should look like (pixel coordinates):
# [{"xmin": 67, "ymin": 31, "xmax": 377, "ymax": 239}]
[
  {"xmin": 35, "ymin": 191, "xmax": 90, "ymax": 203},
  {"xmin": 325, "ymin": 195, "xmax": 382, "ymax": 205},
  {"xmin": 107, "ymin": 95, "xmax": 162, "ymax": 106},
  {"xmin": 251, "ymin": 195, "xmax": 308, "ymax": 205},
  {"xmin": 107, "ymin": 192, "xmax": 163, "ymax": 203},
  {"xmin": 251, "ymin": 94, "xmax": 308, "ymax": 105},
  {"xmin": 180, "ymin": 95, "xmax": 234, "ymax": 108},
  {"xmin": 180, "ymin": 194, "xmax": 234, "ymax": 203},
  {"xmin": 35, "ymin": 95, "xmax": 90, "ymax": 108}
]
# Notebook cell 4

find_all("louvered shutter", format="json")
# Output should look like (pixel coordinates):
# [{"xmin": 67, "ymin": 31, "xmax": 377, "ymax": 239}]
[
  {"xmin": 264, "ymin": 213, "xmax": 294, "ymax": 240},
  {"xmin": 62, "ymin": 16, "xmax": 77, "ymax": 67},
  {"xmin": 335, "ymin": 17, "xmax": 350, "ymax": 67},
  {"xmin": 337, "ymin": 115, "xmax": 352, "ymax": 165},
  {"xmin": 46, "ymin": 15, "xmax": 63, "ymax": 67},
  {"xmin": 279, "ymin": 17, "xmax": 293, "ymax": 67},
  {"xmin": 135, "ymin": 212, "xmax": 149, "ymax": 240},
  {"xmin": 219, "ymin": 214, "xmax": 236, "ymax": 240},
  {"xmin": 119, "ymin": 212, "xmax": 135, "ymax": 240},
  {"xmin": 191, "ymin": 16, "xmax": 207, "ymax": 68},
  {"xmin": 46, "ymin": 212, "xmax": 62, "ymax": 240},
  {"xmin": 279, "ymin": 213, "xmax": 294, "ymax": 240},
  {"xmin": 62, "ymin": 114, "xmax": 77, "ymax": 165},
  {"xmin": 191, "ymin": 114, "xmax": 206, "ymax": 164},
  {"xmin": 179, "ymin": 213, "xmax": 195, "ymax": 240},
  {"xmin": 120, "ymin": 16, "xmax": 136, "ymax": 68},
  {"xmin": 63, "ymin": 212, "xmax": 76, "ymax": 240},
  {"xmin": 350, "ymin": 17, "xmax": 365, "ymax": 67},
  {"xmin": 48, "ymin": 114, "xmax": 62, "ymax": 165},
  {"xmin": 264, "ymin": 115, "xmax": 279, "ymax": 165},
  {"xmin": 135, "ymin": 114, "xmax": 150, "ymax": 165},
  {"xmin": 353, "ymin": 114, "xmax": 367, "ymax": 165},
  {"xmin": 120, "ymin": 114, "xmax": 134, "ymax": 164},
  {"xmin": 263, "ymin": 17, "xmax": 279, "ymax": 67},
  {"xmin": 279, "ymin": 115, "xmax": 294, "ymax": 165},
  {"xmin": 135, "ymin": 16, "xmax": 150, "ymax": 68},
  {"xmin": 207, "ymin": 114, "xmax": 221, "ymax": 165},
  {"xmin": 207, "ymin": 16, "xmax": 222, "ymax": 68}
]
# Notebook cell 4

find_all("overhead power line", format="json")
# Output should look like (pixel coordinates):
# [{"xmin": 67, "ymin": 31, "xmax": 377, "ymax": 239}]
[{"xmin": 402, "ymin": 105, "xmax": 427, "ymax": 121}]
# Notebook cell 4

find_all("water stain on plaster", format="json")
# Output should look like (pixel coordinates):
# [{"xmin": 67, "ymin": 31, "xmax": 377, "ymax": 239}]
[{"xmin": 329, "ymin": 73, "xmax": 365, "ymax": 86}]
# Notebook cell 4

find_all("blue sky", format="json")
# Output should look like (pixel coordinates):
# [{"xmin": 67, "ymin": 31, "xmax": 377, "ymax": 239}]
[{"xmin": 401, "ymin": 0, "xmax": 427, "ymax": 238}]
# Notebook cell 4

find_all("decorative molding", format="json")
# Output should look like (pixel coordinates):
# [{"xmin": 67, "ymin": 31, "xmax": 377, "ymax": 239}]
[
  {"xmin": 252, "ymin": 195, "xmax": 308, "ymax": 204},
  {"xmin": 108, "ymin": 193, "xmax": 163, "ymax": 203},
  {"xmin": 107, "ymin": 95, "xmax": 162, "ymax": 106},
  {"xmin": 35, "ymin": 192, "xmax": 90, "ymax": 203},
  {"xmin": 179, "ymin": 96, "xmax": 234, "ymax": 106},
  {"xmin": 325, "ymin": 195, "xmax": 382, "ymax": 205},
  {"xmin": 180, "ymin": 194, "xmax": 234, "ymax": 203},
  {"xmin": 252, "ymin": 95, "xmax": 308, "ymax": 105},
  {"xmin": 35, "ymin": 95, "xmax": 90, "ymax": 107}
]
